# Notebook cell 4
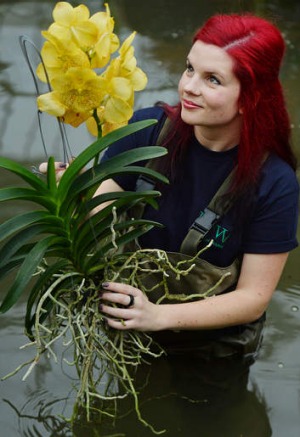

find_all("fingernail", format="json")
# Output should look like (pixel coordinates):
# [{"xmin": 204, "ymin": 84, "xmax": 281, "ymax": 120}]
[
  {"xmin": 102, "ymin": 282, "xmax": 109, "ymax": 288},
  {"xmin": 59, "ymin": 163, "xmax": 67, "ymax": 168}
]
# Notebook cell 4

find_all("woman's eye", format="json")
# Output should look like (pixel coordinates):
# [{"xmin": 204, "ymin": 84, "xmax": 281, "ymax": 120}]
[
  {"xmin": 186, "ymin": 61, "xmax": 194, "ymax": 73},
  {"xmin": 208, "ymin": 75, "xmax": 221, "ymax": 85}
]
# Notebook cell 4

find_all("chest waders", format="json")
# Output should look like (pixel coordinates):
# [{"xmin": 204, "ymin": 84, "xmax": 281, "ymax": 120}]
[{"xmin": 129, "ymin": 118, "xmax": 264, "ymax": 359}]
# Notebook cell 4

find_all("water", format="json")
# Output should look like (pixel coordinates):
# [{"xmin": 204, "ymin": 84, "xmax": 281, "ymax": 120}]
[{"xmin": 1, "ymin": 0, "xmax": 300, "ymax": 436}]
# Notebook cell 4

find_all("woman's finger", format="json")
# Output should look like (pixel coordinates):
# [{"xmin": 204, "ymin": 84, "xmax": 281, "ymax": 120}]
[
  {"xmin": 101, "ymin": 282, "xmax": 139, "ymax": 297},
  {"xmin": 101, "ymin": 291, "xmax": 134, "ymax": 307},
  {"xmin": 100, "ymin": 303, "xmax": 134, "ymax": 320},
  {"xmin": 38, "ymin": 161, "xmax": 67, "ymax": 174},
  {"xmin": 105, "ymin": 317, "xmax": 135, "ymax": 330}
]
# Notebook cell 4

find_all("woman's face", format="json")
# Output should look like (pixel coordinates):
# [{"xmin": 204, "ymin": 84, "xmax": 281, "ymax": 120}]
[{"xmin": 178, "ymin": 40, "xmax": 242, "ymax": 145}]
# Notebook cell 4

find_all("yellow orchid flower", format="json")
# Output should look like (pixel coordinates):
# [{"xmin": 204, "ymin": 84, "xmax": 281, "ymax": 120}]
[
  {"xmin": 37, "ymin": 67, "xmax": 106, "ymax": 127},
  {"xmin": 86, "ymin": 107, "xmax": 129, "ymax": 137},
  {"xmin": 119, "ymin": 31, "xmax": 136, "ymax": 57},
  {"xmin": 48, "ymin": 2, "xmax": 99, "ymax": 52},
  {"xmin": 90, "ymin": 4, "xmax": 115, "ymax": 35},
  {"xmin": 36, "ymin": 2, "xmax": 148, "ymax": 134},
  {"xmin": 93, "ymin": 75, "xmax": 133, "ymax": 126},
  {"xmin": 36, "ymin": 33, "xmax": 90, "ymax": 83},
  {"xmin": 88, "ymin": 4, "xmax": 119, "ymax": 68},
  {"xmin": 90, "ymin": 32, "xmax": 120, "ymax": 69},
  {"xmin": 47, "ymin": 2, "xmax": 119, "ymax": 66},
  {"xmin": 104, "ymin": 96, "xmax": 133, "ymax": 124},
  {"xmin": 104, "ymin": 32, "xmax": 148, "ymax": 92},
  {"xmin": 101, "ymin": 121, "xmax": 127, "ymax": 136},
  {"xmin": 52, "ymin": 2, "xmax": 90, "ymax": 25},
  {"xmin": 128, "ymin": 67, "xmax": 148, "ymax": 91},
  {"xmin": 119, "ymin": 33, "xmax": 148, "ymax": 91},
  {"xmin": 37, "ymin": 90, "xmax": 91, "ymax": 127},
  {"xmin": 85, "ymin": 76, "xmax": 133, "ymax": 136}
]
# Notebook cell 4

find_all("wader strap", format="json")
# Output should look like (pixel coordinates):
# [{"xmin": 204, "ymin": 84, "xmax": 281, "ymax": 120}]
[
  {"xmin": 180, "ymin": 170, "xmax": 235, "ymax": 256},
  {"xmin": 134, "ymin": 116, "xmax": 237, "ymax": 255},
  {"xmin": 180, "ymin": 153, "xmax": 269, "ymax": 256},
  {"xmin": 135, "ymin": 116, "xmax": 171, "ymax": 194}
]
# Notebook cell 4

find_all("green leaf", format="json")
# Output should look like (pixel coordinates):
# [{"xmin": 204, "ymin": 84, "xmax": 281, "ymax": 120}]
[
  {"xmin": 0, "ymin": 259, "xmax": 25, "ymax": 281},
  {"xmin": 0, "ymin": 224, "xmax": 55, "ymax": 268},
  {"xmin": 65, "ymin": 146, "xmax": 167, "ymax": 199},
  {"xmin": 85, "ymin": 224, "xmax": 158, "ymax": 274},
  {"xmin": 0, "ymin": 187, "xmax": 56, "ymax": 211},
  {"xmin": 0, "ymin": 157, "xmax": 49, "ymax": 193},
  {"xmin": 73, "ymin": 189, "xmax": 160, "ymax": 229},
  {"xmin": 71, "ymin": 192, "xmax": 161, "ymax": 260},
  {"xmin": 46, "ymin": 156, "xmax": 58, "ymax": 196},
  {"xmin": 57, "ymin": 119, "xmax": 158, "ymax": 196},
  {"xmin": 0, "ymin": 236, "xmax": 67, "ymax": 313},
  {"xmin": 0, "ymin": 211, "xmax": 64, "ymax": 244},
  {"xmin": 82, "ymin": 218, "xmax": 161, "ymax": 271},
  {"xmin": 59, "ymin": 151, "xmax": 168, "ymax": 219}
]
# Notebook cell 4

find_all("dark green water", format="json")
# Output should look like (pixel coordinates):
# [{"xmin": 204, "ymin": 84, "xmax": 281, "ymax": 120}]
[{"xmin": 1, "ymin": 1, "xmax": 300, "ymax": 436}]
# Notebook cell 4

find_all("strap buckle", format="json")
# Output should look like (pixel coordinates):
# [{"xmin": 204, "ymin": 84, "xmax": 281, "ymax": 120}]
[
  {"xmin": 191, "ymin": 208, "xmax": 220, "ymax": 234},
  {"xmin": 135, "ymin": 175, "xmax": 155, "ymax": 192}
]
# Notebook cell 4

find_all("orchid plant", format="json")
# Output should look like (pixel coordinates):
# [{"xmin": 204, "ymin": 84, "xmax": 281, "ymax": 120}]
[{"xmin": 0, "ymin": 1, "xmax": 171, "ymax": 434}]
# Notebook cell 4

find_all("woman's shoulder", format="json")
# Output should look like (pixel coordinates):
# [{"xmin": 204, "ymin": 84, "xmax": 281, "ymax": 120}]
[
  {"xmin": 260, "ymin": 154, "xmax": 299, "ymax": 195},
  {"xmin": 131, "ymin": 105, "xmax": 166, "ymax": 122},
  {"xmin": 241, "ymin": 154, "xmax": 299, "ymax": 255},
  {"xmin": 128, "ymin": 105, "xmax": 168, "ymax": 145},
  {"xmin": 100, "ymin": 105, "xmax": 167, "ymax": 162}
]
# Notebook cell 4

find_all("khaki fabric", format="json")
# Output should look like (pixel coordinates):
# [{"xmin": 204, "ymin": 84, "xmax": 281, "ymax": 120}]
[{"xmin": 134, "ymin": 251, "xmax": 241, "ymax": 304}]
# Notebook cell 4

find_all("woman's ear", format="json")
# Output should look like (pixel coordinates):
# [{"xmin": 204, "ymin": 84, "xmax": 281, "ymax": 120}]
[{"xmin": 239, "ymin": 107, "xmax": 243, "ymax": 115}]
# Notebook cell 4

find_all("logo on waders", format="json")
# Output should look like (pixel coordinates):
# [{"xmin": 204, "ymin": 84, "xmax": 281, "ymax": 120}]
[{"xmin": 213, "ymin": 224, "xmax": 231, "ymax": 248}]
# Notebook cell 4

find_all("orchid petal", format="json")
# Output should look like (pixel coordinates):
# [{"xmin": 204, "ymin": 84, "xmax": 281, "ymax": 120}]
[
  {"xmin": 110, "ymin": 77, "xmax": 132, "ymax": 101},
  {"xmin": 104, "ymin": 97, "xmax": 133, "ymax": 124},
  {"xmin": 102, "ymin": 120, "xmax": 128, "ymax": 136},
  {"xmin": 52, "ymin": 2, "xmax": 90, "ymax": 26},
  {"xmin": 91, "ymin": 34, "xmax": 113, "ymax": 68},
  {"xmin": 37, "ymin": 92, "xmax": 66, "ymax": 117},
  {"xmin": 90, "ymin": 12, "xmax": 112, "ymax": 34},
  {"xmin": 120, "ymin": 32, "xmax": 136, "ymax": 56},
  {"xmin": 62, "ymin": 110, "xmax": 91, "ymax": 127},
  {"xmin": 70, "ymin": 21, "xmax": 99, "ymax": 49},
  {"xmin": 45, "ymin": 24, "xmax": 71, "ymax": 43},
  {"xmin": 129, "ymin": 68, "xmax": 148, "ymax": 91}
]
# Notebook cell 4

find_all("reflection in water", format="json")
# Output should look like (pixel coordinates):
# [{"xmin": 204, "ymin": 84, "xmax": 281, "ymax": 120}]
[
  {"xmin": 3, "ymin": 355, "xmax": 272, "ymax": 437},
  {"xmin": 3, "ymin": 391, "xmax": 71, "ymax": 437},
  {"xmin": 105, "ymin": 355, "xmax": 272, "ymax": 437}
]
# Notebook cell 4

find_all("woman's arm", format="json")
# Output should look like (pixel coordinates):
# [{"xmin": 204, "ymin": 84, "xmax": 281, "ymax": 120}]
[
  {"xmin": 39, "ymin": 160, "xmax": 124, "ymax": 213},
  {"xmin": 100, "ymin": 252, "xmax": 289, "ymax": 331},
  {"xmin": 92, "ymin": 178, "xmax": 124, "ymax": 213}
]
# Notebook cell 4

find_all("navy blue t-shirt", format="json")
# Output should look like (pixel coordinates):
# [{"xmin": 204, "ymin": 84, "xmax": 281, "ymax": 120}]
[{"xmin": 101, "ymin": 106, "xmax": 299, "ymax": 267}]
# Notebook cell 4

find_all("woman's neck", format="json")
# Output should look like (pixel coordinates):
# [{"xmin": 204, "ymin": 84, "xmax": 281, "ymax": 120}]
[{"xmin": 194, "ymin": 124, "xmax": 241, "ymax": 152}]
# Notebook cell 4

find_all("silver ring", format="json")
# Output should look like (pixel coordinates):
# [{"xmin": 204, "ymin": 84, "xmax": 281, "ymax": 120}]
[{"xmin": 125, "ymin": 294, "xmax": 134, "ymax": 308}]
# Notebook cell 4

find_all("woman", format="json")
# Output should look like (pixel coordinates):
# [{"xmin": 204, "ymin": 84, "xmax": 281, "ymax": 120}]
[
  {"xmin": 44, "ymin": 13, "xmax": 298, "ymax": 359},
  {"xmin": 94, "ymin": 13, "xmax": 298, "ymax": 358}
]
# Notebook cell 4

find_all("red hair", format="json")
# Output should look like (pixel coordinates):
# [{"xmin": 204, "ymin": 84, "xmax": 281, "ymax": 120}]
[{"xmin": 162, "ymin": 13, "xmax": 297, "ymax": 189}]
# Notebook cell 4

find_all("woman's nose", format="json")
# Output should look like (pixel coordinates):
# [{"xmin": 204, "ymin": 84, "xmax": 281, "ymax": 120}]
[{"xmin": 184, "ymin": 76, "xmax": 201, "ymax": 95}]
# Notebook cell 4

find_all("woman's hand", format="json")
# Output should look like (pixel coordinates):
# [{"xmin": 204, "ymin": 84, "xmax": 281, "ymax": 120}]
[
  {"xmin": 39, "ymin": 161, "xmax": 68, "ymax": 182},
  {"xmin": 100, "ymin": 253, "xmax": 289, "ymax": 333},
  {"xmin": 100, "ymin": 282, "xmax": 162, "ymax": 332}
]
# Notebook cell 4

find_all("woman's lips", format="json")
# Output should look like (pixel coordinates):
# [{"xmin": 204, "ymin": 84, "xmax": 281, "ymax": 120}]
[{"xmin": 182, "ymin": 99, "xmax": 202, "ymax": 109}]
